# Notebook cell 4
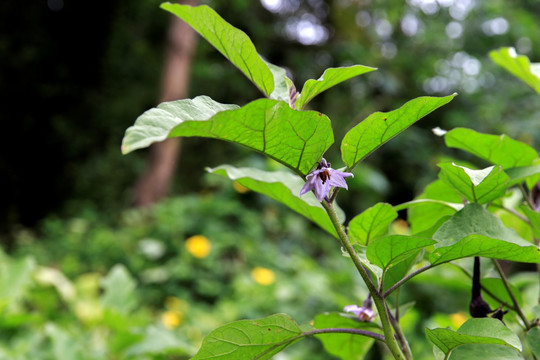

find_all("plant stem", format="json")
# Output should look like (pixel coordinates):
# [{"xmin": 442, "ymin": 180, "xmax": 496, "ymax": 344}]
[
  {"xmin": 492, "ymin": 259, "xmax": 531, "ymax": 329},
  {"xmin": 386, "ymin": 304, "xmax": 413, "ymax": 360},
  {"xmin": 322, "ymin": 201, "xmax": 406, "ymax": 360},
  {"xmin": 384, "ymin": 264, "xmax": 432, "ymax": 298},
  {"xmin": 303, "ymin": 328, "xmax": 385, "ymax": 342}
]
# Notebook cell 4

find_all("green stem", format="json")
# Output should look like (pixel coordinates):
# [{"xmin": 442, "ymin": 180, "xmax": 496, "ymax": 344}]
[
  {"xmin": 492, "ymin": 259, "xmax": 531, "ymax": 329},
  {"xmin": 303, "ymin": 328, "xmax": 385, "ymax": 342},
  {"xmin": 386, "ymin": 304, "xmax": 413, "ymax": 360},
  {"xmin": 384, "ymin": 264, "xmax": 432, "ymax": 298},
  {"xmin": 322, "ymin": 201, "xmax": 405, "ymax": 359}
]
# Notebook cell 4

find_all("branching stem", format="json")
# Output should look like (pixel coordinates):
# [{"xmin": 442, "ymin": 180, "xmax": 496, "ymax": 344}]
[{"xmin": 492, "ymin": 259, "xmax": 531, "ymax": 329}]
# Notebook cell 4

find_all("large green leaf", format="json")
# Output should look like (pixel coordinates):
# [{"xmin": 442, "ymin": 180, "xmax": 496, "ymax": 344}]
[
  {"xmin": 161, "ymin": 3, "xmax": 275, "ymax": 96},
  {"xmin": 444, "ymin": 128, "xmax": 539, "ymax": 169},
  {"xmin": 366, "ymin": 235, "xmax": 435, "ymax": 271},
  {"xmin": 348, "ymin": 203, "xmax": 397, "ymax": 245},
  {"xmin": 426, "ymin": 318, "xmax": 522, "ymax": 358},
  {"xmin": 490, "ymin": 47, "xmax": 540, "ymax": 95},
  {"xmin": 295, "ymin": 65, "xmax": 376, "ymax": 110},
  {"xmin": 124, "ymin": 98, "xmax": 333, "ymax": 175},
  {"xmin": 121, "ymin": 96, "xmax": 239, "ymax": 154},
  {"xmin": 430, "ymin": 204, "xmax": 540, "ymax": 265},
  {"xmin": 438, "ymin": 163, "xmax": 509, "ymax": 204},
  {"xmin": 341, "ymin": 94, "xmax": 456, "ymax": 169},
  {"xmin": 208, "ymin": 165, "xmax": 339, "ymax": 237},
  {"xmin": 407, "ymin": 180, "xmax": 463, "ymax": 234},
  {"xmin": 313, "ymin": 313, "xmax": 379, "ymax": 360},
  {"xmin": 191, "ymin": 314, "xmax": 304, "ymax": 360}
]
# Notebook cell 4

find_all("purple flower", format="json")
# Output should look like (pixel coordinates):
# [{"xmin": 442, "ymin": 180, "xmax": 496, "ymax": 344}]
[
  {"xmin": 299, "ymin": 158, "xmax": 354, "ymax": 202},
  {"xmin": 344, "ymin": 295, "xmax": 375, "ymax": 322}
]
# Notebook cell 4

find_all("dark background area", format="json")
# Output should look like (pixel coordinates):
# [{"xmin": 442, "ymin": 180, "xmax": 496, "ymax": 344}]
[{"xmin": 1, "ymin": 0, "xmax": 539, "ymax": 243}]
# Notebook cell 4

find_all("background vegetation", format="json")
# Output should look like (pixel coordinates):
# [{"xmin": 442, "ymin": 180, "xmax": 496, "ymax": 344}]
[{"xmin": 1, "ymin": 0, "xmax": 539, "ymax": 358}]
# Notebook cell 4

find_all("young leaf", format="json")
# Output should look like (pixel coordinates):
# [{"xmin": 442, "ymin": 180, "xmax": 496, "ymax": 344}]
[
  {"xmin": 444, "ymin": 128, "xmax": 539, "ymax": 169},
  {"xmin": 190, "ymin": 314, "xmax": 304, "ymax": 360},
  {"xmin": 426, "ymin": 318, "xmax": 522, "ymax": 358},
  {"xmin": 438, "ymin": 163, "xmax": 509, "ymax": 204},
  {"xmin": 295, "ymin": 65, "xmax": 377, "ymax": 110},
  {"xmin": 121, "ymin": 96, "xmax": 239, "ymax": 154},
  {"xmin": 490, "ymin": 47, "xmax": 540, "ymax": 95},
  {"xmin": 348, "ymin": 203, "xmax": 397, "ymax": 245},
  {"xmin": 341, "ymin": 94, "xmax": 456, "ymax": 169},
  {"xmin": 207, "ymin": 165, "xmax": 339, "ymax": 237},
  {"xmin": 124, "ymin": 98, "xmax": 334, "ymax": 175},
  {"xmin": 366, "ymin": 235, "xmax": 435, "ymax": 271},
  {"xmin": 430, "ymin": 204, "xmax": 540, "ymax": 265},
  {"xmin": 313, "ymin": 313, "xmax": 380, "ymax": 360},
  {"xmin": 161, "ymin": 3, "xmax": 275, "ymax": 96}
]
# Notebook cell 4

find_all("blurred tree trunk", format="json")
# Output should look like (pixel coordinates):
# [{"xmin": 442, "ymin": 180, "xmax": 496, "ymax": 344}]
[{"xmin": 133, "ymin": 0, "xmax": 198, "ymax": 207}]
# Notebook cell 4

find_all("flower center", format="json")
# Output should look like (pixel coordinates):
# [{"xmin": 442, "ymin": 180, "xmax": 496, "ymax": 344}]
[{"xmin": 319, "ymin": 169, "xmax": 330, "ymax": 184}]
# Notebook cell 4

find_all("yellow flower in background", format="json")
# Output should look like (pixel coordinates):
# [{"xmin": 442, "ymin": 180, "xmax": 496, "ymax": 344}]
[
  {"xmin": 233, "ymin": 181, "xmax": 249, "ymax": 194},
  {"xmin": 162, "ymin": 310, "xmax": 183, "ymax": 329},
  {"xmin": 185, "ymin": 235, "xmax": 211, "ymax": 258},
  {"xmin": 251, "ymin": 267, "xmax": 275, "ymax": 285},
  {"xmin": 450, "ymin": 312, "xmax": 467, "ymax": 328}
]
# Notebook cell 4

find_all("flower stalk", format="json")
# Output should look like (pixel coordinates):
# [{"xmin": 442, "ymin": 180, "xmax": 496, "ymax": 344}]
[{"xmin": 322, "ymin": 201, "xmax": 406, "ymax": 359}]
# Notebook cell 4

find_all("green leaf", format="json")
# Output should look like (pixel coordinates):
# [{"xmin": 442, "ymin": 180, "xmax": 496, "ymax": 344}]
[
  {"xmin": 444, "ymin": 128, "xmax": 539, "ymax": 169},
  {"xmin": 438, "ymin": 163, "xmax": 509, "ymax": 204},
  {"xmin": 348, "ymin": 203, "xmax": 397, "ymax": 245},
  {"xmin": 520, "ymin": 205, "xmax": 540, "ymax": 239},
  {"xmin": 208, "ymin": 165, "xmax": 339, "ymax": 237},
  {"xmin": 407, "ymin": 180, "xmax": 463, "ymax": 234},
  {"xmin": 482, "ymin": 278, "xmax": 522, "ymax": 307},
  {"xmin": 449, "ymin": 344, "xmax": 524, "ymax": 360},
  {"xmin": 0, "ymin": 253, "xmax": 36, "ymax": 310},
  {"xmin": 426, "ymin": 318, "xmax": 522, "ymax": 358},
  {"xmin": 266, "ymin": 61, "xmax": 292, "ymax": 102},
  {"xmin": 527, "ymin": 327, "xmax": 540, "ymax": 358},
  {"xmin": 366, "ymin": 235, "xmax": 435, "ymax": 271},
  {"xmin": 295, "ymin": 65, "xmax": 376, "ymax": 110},
  {"xmin": 45, "ymin": 324, "xmax": 83, "ymax": 360},
  {"xmin": 191, "ymin": 314, "xmax": 304, "ymax": 360},
  {"xmin": 341, "ymin": 94, "xmax": 456, "ymax": 169},
  {"xmin": 161, "ymin": 3, "xmax": 274, "ymax": 96},
  {"xmin": 121, "ymin": 96, "xmax": 239, "ymax": 154},
  {"xmin": 124, "ymin": 98, "xmax": 333, "ymax": 175},
  {"xmin": 125, "ymin": 326, "xmax": 191, "ymax": 356},
  {"xmin": 506, "ymin": 159, "xmax": 540, "ymax": 189},
  {"xmin": 430, "ymin": 204, "xmax": 540, "ymax": 264},
  {"xmin": 313, "ymin": 313, "xmax": 379, "ymax": 360},
  {"xmin": 168, "ymin": 99, "xmax": 333, "ymax": 175},
  {"xmin": 101, "ymin": 264, "xmax": 137, "ymax": 314},
  {"xmin": 490, "ymin": 47, "xmax": 540, "ymax": 95},
  {"xmin": 382, "ymin": 250, "xmax": 425, "ymax": 292}
]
